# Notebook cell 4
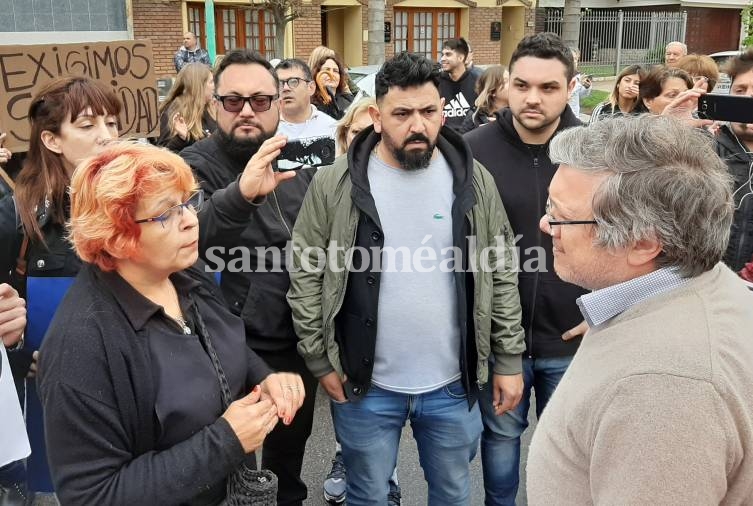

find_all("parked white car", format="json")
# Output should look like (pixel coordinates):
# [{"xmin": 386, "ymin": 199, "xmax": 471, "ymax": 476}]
[
  {"xmin": 709, "ymin": 50, "xmax": 742, "ymax": 94},
  {"xmin": 348, "ymin": 65, "xmax": 380, "ymax": 101}
]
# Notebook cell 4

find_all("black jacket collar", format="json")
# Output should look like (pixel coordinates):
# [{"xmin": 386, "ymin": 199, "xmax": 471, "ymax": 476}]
[
  {"xmin": 347, "ymin": 124, "xmax": 476, "ymax": 197},
  {"xmin": 717, "ymin": 124, "xmax": 753, "ymax": 160},
  {"xmin": 345, "ymin": 125, "xmax": 477, "ymax": 228}
]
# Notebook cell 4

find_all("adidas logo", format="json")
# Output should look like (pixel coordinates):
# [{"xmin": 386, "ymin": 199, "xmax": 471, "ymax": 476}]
[{"xmin": 443, "ymin": 93, "xmax": 471, "ymax": 118}]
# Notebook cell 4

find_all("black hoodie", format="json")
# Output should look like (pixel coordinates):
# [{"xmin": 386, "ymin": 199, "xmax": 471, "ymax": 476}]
[
  {"xmin": 464, "ymin": 107, "xmax": 587, "ymax": 358},
  {"xmin": 716, "ymin": 125, "xmax": 753, "ymax": 272},
  {"xmin": 439, "ymin": 70, "xmax": 479, "ymax": 132},
  {"xmin": 181, "ymin": 135, "xmax": 316, "ymax": 352}
]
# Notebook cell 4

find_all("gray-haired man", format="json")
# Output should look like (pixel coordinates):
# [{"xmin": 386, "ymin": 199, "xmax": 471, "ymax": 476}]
[
  {"xmin": 527, "ymin": 114, "xmax": 753, "ymax": 504},
  {"xmin": 664, "ymin": 41, "xmax": 687, "ymax": 67}
]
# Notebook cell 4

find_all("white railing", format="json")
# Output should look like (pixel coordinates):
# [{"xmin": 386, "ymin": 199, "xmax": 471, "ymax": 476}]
[{"xmin": 545, "ymin": 9, "xmax": 687, "ymax": 75}]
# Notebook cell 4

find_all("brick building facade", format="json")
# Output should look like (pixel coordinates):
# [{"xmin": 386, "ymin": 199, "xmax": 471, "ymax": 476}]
[
  {"xmin": 132, "ymin": 0, "xmax": 185, "ymax": 76},
  {"xmin": 131, "ymin": 0, "xmax": 537, "ymax": 78}
]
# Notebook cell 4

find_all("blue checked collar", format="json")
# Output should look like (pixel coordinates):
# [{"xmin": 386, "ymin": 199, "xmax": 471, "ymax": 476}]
[{"xmin": 577, "ymin": 267, "xmax": 689, "ymax": 328}]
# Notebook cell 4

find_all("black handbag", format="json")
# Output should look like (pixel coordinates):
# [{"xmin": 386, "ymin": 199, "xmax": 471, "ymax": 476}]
[
  {"xmin": 0, "ymin": 482, "xmax": 29, "ymax": 506},
  {"xmin": 189, "ymin": 298, "xmax": 278, "ymax": 505}
]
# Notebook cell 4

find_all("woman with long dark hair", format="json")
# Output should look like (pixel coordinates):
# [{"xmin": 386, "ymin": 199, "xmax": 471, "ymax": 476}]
[
  {"xmin": 0, "ymin": 76, "xmax": 122, "ymax": 501},
  {"xmin": 311, "ymin": 53, "xmax": 354, "ymax": 120}
]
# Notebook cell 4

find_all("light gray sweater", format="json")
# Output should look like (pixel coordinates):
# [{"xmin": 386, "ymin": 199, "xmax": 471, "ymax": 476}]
[{"xmin": 527, "ymin": 264, "xmax": 753, "ymax": 505}]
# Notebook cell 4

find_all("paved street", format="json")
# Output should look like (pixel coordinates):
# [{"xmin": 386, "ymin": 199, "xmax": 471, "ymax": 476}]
[{"xmin": 301, "ymin": 387, "xmax": 538, "ymax": 506}]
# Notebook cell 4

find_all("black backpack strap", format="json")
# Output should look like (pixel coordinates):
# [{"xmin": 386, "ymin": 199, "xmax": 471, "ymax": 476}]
[{"xmin": 11, "ymin": 195, "xmax": 29, "ymax": 278}]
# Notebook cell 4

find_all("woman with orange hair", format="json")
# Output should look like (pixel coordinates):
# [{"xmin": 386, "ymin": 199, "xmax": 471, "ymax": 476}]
[
  {"xmin": 38, "ymin": 142, "xmax": 305, "ymax": 505},
  {"xmin": 0, "ymin": 76, "xmax": 121, "ymax": 501}
]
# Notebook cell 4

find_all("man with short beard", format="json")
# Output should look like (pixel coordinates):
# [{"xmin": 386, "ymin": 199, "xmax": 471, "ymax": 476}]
[
  {"xmin": 287, "ymin": 52, "xmax": 525, "ymax": 504},
  {"xmin": 180, "ymin": 49, "xmax": 318, "ymax": 506},
  {"xmin": 464, "ymin": 32, "xmax": 588, "ymax": 506},
  {"xmin": 714, "ymin": 49, "xmax": 753, "ymax": 273}
]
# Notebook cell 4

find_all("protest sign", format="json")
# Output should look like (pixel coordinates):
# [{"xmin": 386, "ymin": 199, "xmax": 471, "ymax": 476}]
[{"xmin": 0, "ymin": 40, "xmax": 159, "ymax": 151}]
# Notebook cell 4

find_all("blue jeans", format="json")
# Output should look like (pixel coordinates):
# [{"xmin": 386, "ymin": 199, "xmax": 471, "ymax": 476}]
[
  {"xmin": 479, "ymin": 355, "xmax": 573, "ymax": 506},
  {"xmin": 332, "ymin": 379, "xmax": 482, "ymax": 506}
]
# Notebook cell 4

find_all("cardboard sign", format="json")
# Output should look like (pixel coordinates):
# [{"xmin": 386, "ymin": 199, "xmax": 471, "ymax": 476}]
[{"xmin": 0, "ymin": 40, "xmax": 159, "ymax": 152}]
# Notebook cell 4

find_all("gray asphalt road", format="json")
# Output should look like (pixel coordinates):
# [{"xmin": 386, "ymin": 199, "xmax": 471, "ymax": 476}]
[
  {"xmin": 300, "ymin": 386, "xmax": 537, "ymax": 506},
  {"xmin": 28, "ymin": 385, "xmax": 536, "ymax": 506}
]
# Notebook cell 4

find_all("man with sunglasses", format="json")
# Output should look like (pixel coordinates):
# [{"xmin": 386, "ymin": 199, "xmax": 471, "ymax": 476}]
[
  {"xmin": 463, "ymin": 32, "xmax": 588, "ymax": 505},
  {"xmin": 180, "ymin": 49, "xmax": 318, "ymax": 506}
]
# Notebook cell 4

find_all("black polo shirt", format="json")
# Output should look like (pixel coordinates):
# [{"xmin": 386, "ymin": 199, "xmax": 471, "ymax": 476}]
[{"xmin": 38, "ymin": 263, "xmax": 273, "ymax": 505}]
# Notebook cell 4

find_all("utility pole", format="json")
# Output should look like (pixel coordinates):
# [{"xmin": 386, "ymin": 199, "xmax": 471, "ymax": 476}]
[
  {"xmin": 205, "ymin": 0, "xmax": 216, "ymax": 61},
  {"xmin": 368, "ymin": 0, "xmax": 385, "ymax": 65},
  {"xmin": 562, "ymin": 0, "xmax": 581, "ymax": 49}
]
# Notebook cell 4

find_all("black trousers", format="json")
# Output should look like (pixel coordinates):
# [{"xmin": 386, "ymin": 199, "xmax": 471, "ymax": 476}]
[{"xmin": 255, "ymin": 346, "xmax": 319, "ymax": 506}]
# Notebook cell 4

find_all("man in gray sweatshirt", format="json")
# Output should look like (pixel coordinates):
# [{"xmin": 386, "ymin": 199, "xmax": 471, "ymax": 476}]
[{"xmin": 527, "ymin": 114, "xmax": 753, "ymax": 504}]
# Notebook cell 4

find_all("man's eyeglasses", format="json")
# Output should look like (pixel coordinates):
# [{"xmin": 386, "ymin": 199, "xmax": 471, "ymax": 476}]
[
  {"xmin": 544, "ymin": 198, "xmax": 597, "ymax": 234},
  {"xmin": 135, "ymin": 191, "xmax": 204, "ymax": 228},
  {"xmin": 214, "ymin": 94, "xmax": 278, "ymax": 113},
  {"xmin": 278, "ymin": 77, "xmax": 310, "ymax": 90}
]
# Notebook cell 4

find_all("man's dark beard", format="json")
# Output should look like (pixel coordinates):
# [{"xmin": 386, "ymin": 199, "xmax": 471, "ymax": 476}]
[
  {"xmin": 215, "ymin": 126, "xmax": 274, "ymax": 164},
  {"xmin": 391, "ymin": 134, "xmax": 435, "ymax": 171}
]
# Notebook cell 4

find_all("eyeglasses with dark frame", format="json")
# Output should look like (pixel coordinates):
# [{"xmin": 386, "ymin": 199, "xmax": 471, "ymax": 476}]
[
  {"xmin": 545, "ymin": 198, "xmax": 597, "ymax": 232},
  {"xmin": 214, "ymin": 94, "xmax": 278, "ymax": 113},
  {"xmin": 278, "ymin": 77, "xmax": 311, "ymax": 90},
  {"xmin": 135, "ymin": 190, "xmax": 204, "ymax": 228}
]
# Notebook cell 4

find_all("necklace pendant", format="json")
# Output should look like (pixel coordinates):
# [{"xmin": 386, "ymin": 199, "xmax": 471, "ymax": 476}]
[{"xmin": 183, "ymin": 324, "xmax": 191, "ymax": 335}]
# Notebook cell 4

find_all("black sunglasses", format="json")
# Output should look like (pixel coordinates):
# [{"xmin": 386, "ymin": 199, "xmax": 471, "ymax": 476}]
[{"xmin": 214, "ymin": 94, "xmax": 278, "ymax": 113}]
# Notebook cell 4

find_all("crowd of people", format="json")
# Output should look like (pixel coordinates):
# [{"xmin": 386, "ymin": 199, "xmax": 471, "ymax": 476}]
[{"xmin": 1, "ymin": 30, "xmax": 753, "ymax": 506}]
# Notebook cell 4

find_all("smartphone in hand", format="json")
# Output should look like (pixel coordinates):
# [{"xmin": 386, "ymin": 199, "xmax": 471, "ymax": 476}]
[
  {"xmin": 698, "ymin": 94, "xmax": 753, "ymax": 124},
  {"xmin": 277, "ymin": 136, "xmax": 336, "ymax": 170}
]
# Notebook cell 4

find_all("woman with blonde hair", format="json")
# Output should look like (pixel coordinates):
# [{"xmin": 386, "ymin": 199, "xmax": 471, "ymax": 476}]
[
  {"xmin": 590, "ymin": 64, "xmax": 645, "ymax": 123},
  {"xmin": 335, "ymin": 97, "xmax": 376, "ymax": 156},
  {"xmin": 156, "ymin": 62, "xmax": 217, "ymax": 152},
  {"xmin": 460, "ymin": 64, "xmax": 509, "ymax": 133},
  {"xmin": 307, "ymin": 46, "xmax": 335, "ymax": 76}
]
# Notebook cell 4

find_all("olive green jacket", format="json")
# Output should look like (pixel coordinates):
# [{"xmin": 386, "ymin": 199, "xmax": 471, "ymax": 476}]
[{"xmin": 287, "ymin": 128, "xmax": 525, "ymax": 391}]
